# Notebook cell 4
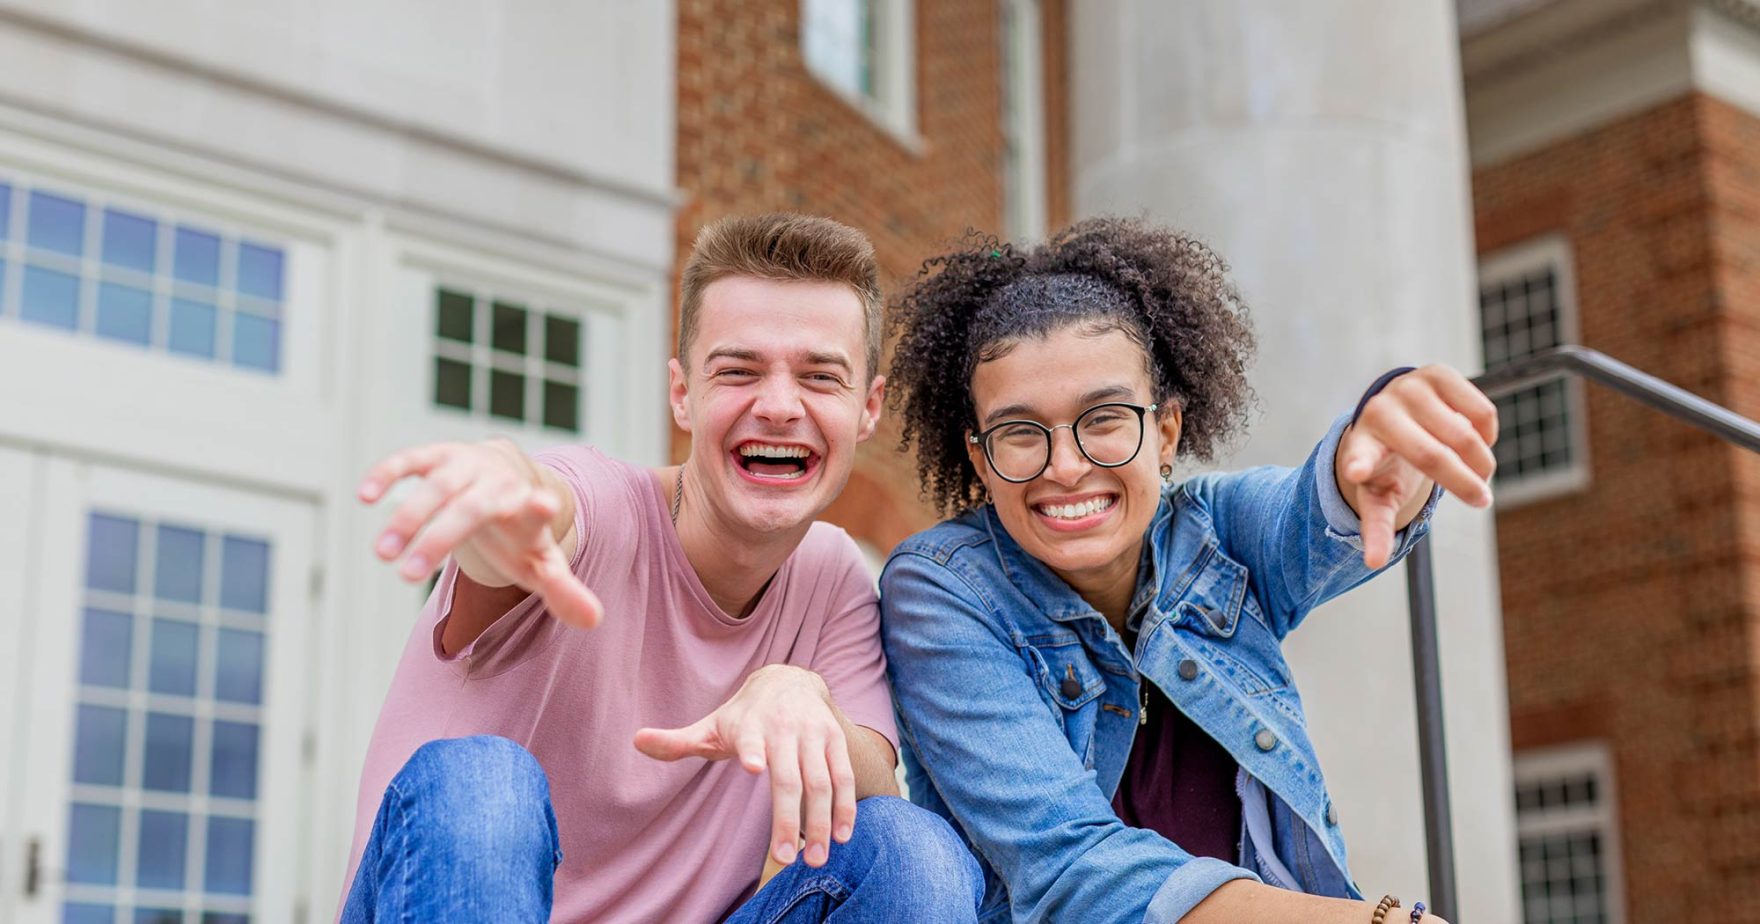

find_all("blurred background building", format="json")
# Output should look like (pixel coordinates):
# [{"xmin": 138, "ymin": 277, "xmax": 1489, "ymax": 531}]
[{"xmin": 0, "ymin": 1, "xmax": 1753, "ymax": 923}]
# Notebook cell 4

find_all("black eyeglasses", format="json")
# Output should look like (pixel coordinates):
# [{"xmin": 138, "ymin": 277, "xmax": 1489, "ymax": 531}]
[{"xmin": 968, "ymin": 402, "xmax": 1158, "ymax": 483}]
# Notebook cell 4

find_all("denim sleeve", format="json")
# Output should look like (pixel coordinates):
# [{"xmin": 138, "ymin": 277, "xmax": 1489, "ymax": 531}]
[
  {"xmin": 880, "ymin": 552, "xmax": 1258, "ymax": 924},
  {"xmin": 1191, "ymin": 412, "xmax": 1441, "ymax": 640}
]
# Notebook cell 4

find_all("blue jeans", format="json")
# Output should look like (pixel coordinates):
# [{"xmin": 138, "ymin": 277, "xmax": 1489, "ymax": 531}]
[{"xmin": 341, "ymin": 736, "xmax": 983, "ymax": 923}]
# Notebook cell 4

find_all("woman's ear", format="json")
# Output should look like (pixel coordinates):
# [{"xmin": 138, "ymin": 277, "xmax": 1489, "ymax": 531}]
[
  {"xmin": 965, "ymin": 431, "xmax": 992, "ymax": 495},
  {"xmin": 1157, "ymin": 404, "xmax": 1183, "ymax": 469}
]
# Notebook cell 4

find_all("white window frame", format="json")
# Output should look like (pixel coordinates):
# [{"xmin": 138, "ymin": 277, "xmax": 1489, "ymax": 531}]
[
  {"xmin": 10, "ymin": 457, "xmax": 316, "ymax": 924},
  {"xmin": 1512, "ymin": 741, "xmax": 1628, "ymax": 924},
  {"xmin": 802, "ymin": 0, "xmax": 921, "ymax": 144},
  {"xmin": 1478, "ymin": 234, "xmax": 1591, "ymax": 507}
]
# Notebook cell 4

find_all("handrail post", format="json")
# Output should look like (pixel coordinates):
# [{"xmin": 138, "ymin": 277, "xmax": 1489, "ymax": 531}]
[{"xmin": 1406, "ymin": 537, "xmax": 1457, "ymax": 921}]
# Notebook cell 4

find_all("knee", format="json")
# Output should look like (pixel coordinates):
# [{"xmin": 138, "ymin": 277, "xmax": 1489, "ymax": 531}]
[
  {"xmin": 389, "ymin": 736, "xmax": 556, "ymax": 859},
  {"xmin": 844, "ymin": 797, "xmax": 982, "ymax": 906}
]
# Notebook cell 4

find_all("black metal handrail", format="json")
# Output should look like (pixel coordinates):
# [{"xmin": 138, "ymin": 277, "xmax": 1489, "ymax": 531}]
[{"xmin": 1410, "ymin": 345, "xmax": 1760, "ymax": 921}]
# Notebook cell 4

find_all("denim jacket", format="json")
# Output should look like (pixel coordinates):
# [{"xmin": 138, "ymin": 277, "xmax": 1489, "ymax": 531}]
[{"xmin": 879, "ymin": 414, "xmax": 1440, "ymax": 924}]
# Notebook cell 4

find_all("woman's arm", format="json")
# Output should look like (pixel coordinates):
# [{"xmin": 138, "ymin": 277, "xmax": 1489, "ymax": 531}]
[{"xmin": 1190, "ymin": 881, "xmax": 1449, "ymax": 924}]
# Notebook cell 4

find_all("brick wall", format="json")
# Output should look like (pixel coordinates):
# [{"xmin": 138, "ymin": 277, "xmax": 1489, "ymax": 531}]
[
  {"xmin": 1475, "ymin": 93, "xmax": 1760, "ymax": 921},
  {"xmin": 675, "ymin": 0, "xmax": 1067, "ymax": 553}
]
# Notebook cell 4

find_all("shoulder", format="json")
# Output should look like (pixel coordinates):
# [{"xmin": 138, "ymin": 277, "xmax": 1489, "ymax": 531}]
[
  {"xmin": 532, "ymin": 445, "xmax": 650, "ymax": 513},
  {"xmin": 887, "ymin": 509, "xmax": 993, "ymax": 567}
]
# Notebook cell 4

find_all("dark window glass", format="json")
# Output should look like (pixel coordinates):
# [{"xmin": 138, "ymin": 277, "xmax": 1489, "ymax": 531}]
[
  {"xmin": 173, "ymin": 227, "xmax": 221, "ymax": 287},
  {"xmin": 95, "ymin": 283, "xmax": 153, "ymax": 346},
  {"xmin": 436, "ymin": 290, "xmax": 474, "ymax": 343},
  {"xmin": 232, "ymin": 314, "xmax": 281, "ymax": 373},
  {"xmin": 544, "ymin": 381, "xmax": 579, "ymax": 432},
  {"xmin": 87, "ymin": 514, "xmax": 140, "ymax": 594},
  {"xmin": 64, "ymin": 904, "xmax": 114, "ymax": 924},
  {"xmin": 168, "ymin": 298, "xmax": 218, "ymax": 359},
  {"xmin": 154, "ymin": 524, "xmax": 206, "ymax": 604},
  {"xmin": 136, "ymin": 810, "xmax": 189, "ymax": 890},
  {"xmin": 102, "ymin": 208, "xmax": 158, "ymax": 274},
  {"xmin": 490, "ymin": 370, "xmax": 525, "ymax": 421},
  {"xmin": 202, "ymin": 914, "xmax": 250, "ymax": 924},
  {"xmin": 72, "ymin": 704, "xmax": 128, "ymax": 786},
  {"xmin": 204, "ymin": 817, "xmax": 254, "ymax": 895},
  {"xmin": 66, "ymin": 803, "xmax": 122, "ymax": 885},
  {"xmin": 21, "ymin": 264, "xmax": 80, "ymax": 330},
  {"xmin": 219, "ymin": 536, "xmax": 270, "ymax": 614},
  {"xmin": 148, "ymin": 618, "xmax": 199, "ymax": 697},
  {"xmin": 135, "ymin": 909, "xmax": 182, "ymax": 924},
  {"xmin": 434, "ymin": 357, "xmax": 472, "ymax": 409},
  {"xmin": 545, "ymin": 315, "xmax": 581, "ymax": 366},
  {"xmin": 80, "ymin": 608, "xmax": 133, "ymax": 688},
  {"xmin": 210, "ymin": 720, "xmax": 261, "ymax": 800},
  {"xmin": 28, "ymin": 191, "xmax": 85, "ymax": 256},
  {"xmin": 492, "ymin": 301, "xmax": 528, "ymax": 354},
  {"xmin": 214, "ymin": 629, "xmax": 264, "ymax": 705},
  {"xmin": 236, "ymin": 242, "xmax": 283, "ymax": 301},
  {"xmin": 142, "ymin": 712, "xmax": 194, "ymax": 793}
]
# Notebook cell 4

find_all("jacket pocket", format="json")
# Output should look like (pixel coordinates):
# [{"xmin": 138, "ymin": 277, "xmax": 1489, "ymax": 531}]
[{"xmin": 1021, "ymin": 641, "xmax": 1104, "ymax": 768}]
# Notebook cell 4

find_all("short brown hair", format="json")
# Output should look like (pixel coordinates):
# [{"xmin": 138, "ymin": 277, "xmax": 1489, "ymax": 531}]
[{"xmin": 679, "ymin": 213, "xmax": 883, "ymax": 379}]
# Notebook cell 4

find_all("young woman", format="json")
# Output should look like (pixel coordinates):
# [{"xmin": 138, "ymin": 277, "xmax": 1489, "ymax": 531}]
[{"xmin": 879, "ymin": 217, "xmax": 1495, "ymax": 924}]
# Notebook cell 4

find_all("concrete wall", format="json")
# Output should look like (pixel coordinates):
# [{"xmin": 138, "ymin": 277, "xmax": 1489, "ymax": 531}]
[{"xmin": 1071, "ymin": 2, "xmax": 1520, "ymax": 918}]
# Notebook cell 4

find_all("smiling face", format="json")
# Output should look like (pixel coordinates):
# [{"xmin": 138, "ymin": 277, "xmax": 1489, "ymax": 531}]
[
  {"xmin": 670, "ymin": 275, "xmax": 884, "ymax": 537},
  {"xmin": 967, "ymin": 323, "xmax": 1180, "ymax": 595}
]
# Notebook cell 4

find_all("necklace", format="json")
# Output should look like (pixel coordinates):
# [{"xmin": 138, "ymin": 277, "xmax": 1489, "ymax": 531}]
[{"xmin": 670, "ymin": 466, "xmax": 684, "ymax": 526}]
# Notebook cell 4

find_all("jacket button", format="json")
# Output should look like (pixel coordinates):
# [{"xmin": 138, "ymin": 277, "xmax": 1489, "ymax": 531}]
[
  {"xmin": 1060, "ymin": 676, "xmax": 1082, "ymax": 699},
  {"xmin": 1326, "ymin": 802, "xmax": 1339, "ymax": 825},
  {"xmin": 1254, "ymin": 729, "xmax": 1278, "ymax": 751},
  {"xmin": 1177, "ymin": 659, "xmax": 1199, "ymax": 681}
]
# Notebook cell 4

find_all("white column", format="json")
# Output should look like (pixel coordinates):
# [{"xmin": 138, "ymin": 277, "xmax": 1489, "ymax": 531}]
[{"xmin": 1072, "ymin": 2, "xmax": 1519, "ymax": 919}]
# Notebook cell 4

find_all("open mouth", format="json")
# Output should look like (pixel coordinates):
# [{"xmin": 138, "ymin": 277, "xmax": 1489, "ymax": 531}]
[
  {"xmin": 732, "ymin": 442, "xmax": 821, "ymax": 483},
  {"xmin": 1032, "ymin": 494, "xmax": 1117, "ymax": 528}
]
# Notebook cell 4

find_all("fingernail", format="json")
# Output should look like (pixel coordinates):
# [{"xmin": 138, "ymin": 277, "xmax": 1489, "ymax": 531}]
[
  {"xmin": 358, "ymin": 480, "xmax": 378, "ymax": 498},
  {"xmin": 376, "ymin": 533, "xmax": 402, "ymax": 557},
  {"xmin": 807, "ymin": 843, "xmax": 827, "ymax": 866},
  {"xmin": 835, "ymin": 824, "xmax": 852, "ymax": 841},
  {"xmin": 776, "ymin": 842, "xmax": 796, "ymax": 865},
  {"xmin": 401, "ymin": 555, "xmax": 428, "ymax": 578}
]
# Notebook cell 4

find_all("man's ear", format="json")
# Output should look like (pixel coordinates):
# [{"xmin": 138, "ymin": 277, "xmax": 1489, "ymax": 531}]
[
  {"xmin": 855, "ymin": 375, "xmax": 886, "ymax": 443},
  {"xmin": 668, "ymin": 358, "xmax": 692, "ymax": 433}
]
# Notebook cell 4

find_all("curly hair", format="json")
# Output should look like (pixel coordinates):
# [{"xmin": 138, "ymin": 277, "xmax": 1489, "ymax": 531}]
[{"xmin": 888, "ymin": 216, "xmax": 1257, "ymax": 518}]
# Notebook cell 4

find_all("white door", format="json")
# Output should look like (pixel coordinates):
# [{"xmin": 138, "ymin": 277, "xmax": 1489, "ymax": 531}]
[{"xmin": 11, "ymin": 458, "xmax": 314, "ymax": 924}]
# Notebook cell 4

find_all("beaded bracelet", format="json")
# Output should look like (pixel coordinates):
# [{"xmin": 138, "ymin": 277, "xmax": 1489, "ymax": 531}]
[
  {"xmin": 1410, "ymin": 901, "xmax": 1428, "ymax": 923},
  {"xmin": 1371, "ymin": 895, "xmax": 1400, "ymax": 924}
]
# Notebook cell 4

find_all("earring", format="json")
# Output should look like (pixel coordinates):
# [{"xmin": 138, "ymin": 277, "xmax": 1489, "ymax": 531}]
[{"xmin": 1160, "ymin": 463, "xmax": 1174, "ymax": 482}]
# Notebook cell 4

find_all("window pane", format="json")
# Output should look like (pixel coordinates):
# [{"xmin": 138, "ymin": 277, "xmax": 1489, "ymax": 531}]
[
  {"xmin": 173, "ymin": 227, "xmax": 221, "ymax": 287},
  {"xmin": 136, "ymin": 810, "xmax": 189, "ymax": 890},
  {"xmin": 102, "ymin": 209, "xmax": 158, "ymax": 274},
  {"xmin": 489, "ymin": 370, "xmax": 525, "ymax": 421},
  {"xmin": 0, "ymin": 182, "xmax": 10, "ymax": 239},
  {"xmin": 204, "ymin": 817, "xmax": 254, "ymax": 895},
  {"xmin": 154, "ymin": 524, "xmax": 206, "ymax": 604},
  {"xmin": 437, "ymin": 289, "xmax": 473, "ymax": 343},
  {"xmin": 231, "ymin": 313, "xmax": 280, "ymax": 373},
  {"xmin": 210, "ymin": 720, "xmax": 260, "ymax": 800},
  {"xmin": 95, "ymin": 283, "xmax": 153, "ymax": 346},
  {"xmin": 201, "ymin": 915, "xmax": 249, "ymax": 924},
  {"xmin": 87, "ymin": 514, "xmax": 140, "ymax": 594},
  {"xmin": 21, "ymin": 264, "xmax": 80, "ymax": 330},
  {"xmin": 169, "ymin": 298, "xmax": 218, "ymax": 359},
  {"xmin": 434, "ymin": 357, "xmax": 471, "ymax": 410},
  {"xmin": 236, "ymin": 242, "xmax": 283, "ymax": 301},
  {"xmin": 66, "ymin": 803, "xmax": 122, "ymax": 885},
  {"xmin": 219, "ymin": 536, "xmax": 269, "ymax": 614},
  {"xmin": 148, "ymin": 618, "xmax": 199, "ymax": 697},
  {"xmin": 134, "ymin": 910, "xmax": 182, "ymax": 924},
  {"xmin": 214, "ymin": 629, "xmax": 264, "ymax": 705},
  {"xmin": 142, "ymin": 712, "xmax": 194, "ymax": 793},
  {"xmin": 544, "ymin": 315, "xmax": 580, "ymax": 366},
  {"xmin": 28, "ymin": 191, "xmax": 86, "ymax": 256},
  {"xmin": 73, "ymin": 704, "xmax": 128, "ymax": 786},
  {"xmin": 63, "ymin": 903, "xmax": 114, "ymax": 924},
  {"xmin": 492, "ymin": 301, "xmax": 527, "ymax": 354},
  {"xmin": 81, "ymin": 608, "xmax": 134, "ymax": 688},
  {"xmin": 543, "ymin": 381, "xmax": 579, "ymax": 432}
]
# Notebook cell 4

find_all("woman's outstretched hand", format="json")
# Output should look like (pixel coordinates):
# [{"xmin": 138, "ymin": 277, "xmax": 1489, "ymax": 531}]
[{"xmin": 1336, "ymin": 365, "xmax": 1499, "ymax": 569}]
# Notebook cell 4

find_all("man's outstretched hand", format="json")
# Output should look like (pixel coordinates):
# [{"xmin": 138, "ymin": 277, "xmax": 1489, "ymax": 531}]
[
  {"xmin": 358, "ymin": 437, "xmax": 603, "ymax": 629},
  {"xmin": 1337, "ymin": 365, "xmax": 1499, "ymax": 569},
  {"xmin": 633, "ymin": 665, "xmax": 859, "ymax": 871}
]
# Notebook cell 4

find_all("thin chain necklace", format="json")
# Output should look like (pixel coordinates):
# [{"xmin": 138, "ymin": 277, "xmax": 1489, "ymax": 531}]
[{"xmin": 670, "ymin": 466, "xmax": 684, "ymax": 526}]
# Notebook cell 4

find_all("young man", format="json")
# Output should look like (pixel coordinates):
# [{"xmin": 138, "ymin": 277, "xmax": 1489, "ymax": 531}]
[{"xmin": 340, "ymin": 214, "xmax": 982, "ymax": 923}]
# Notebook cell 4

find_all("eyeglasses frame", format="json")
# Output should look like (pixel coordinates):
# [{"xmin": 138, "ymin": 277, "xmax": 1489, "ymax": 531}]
[{"xmin": 967, "ymin": 401, "xmax": 1160, "ymax": 484}]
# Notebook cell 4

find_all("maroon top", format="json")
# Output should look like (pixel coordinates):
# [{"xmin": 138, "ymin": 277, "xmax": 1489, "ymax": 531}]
[{"xmin": 1110, "ymin": 677, "xmax": 1243, "ymax": 863}]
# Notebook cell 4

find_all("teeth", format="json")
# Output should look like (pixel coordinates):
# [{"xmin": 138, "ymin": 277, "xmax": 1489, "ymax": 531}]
[
  {"xmin": 1037, "ymin": 497, "xmax": 1115, "ymax": 520},
  {"xmin": 738, "ymin": 444, "xmax": 810, "ymax": 459}
]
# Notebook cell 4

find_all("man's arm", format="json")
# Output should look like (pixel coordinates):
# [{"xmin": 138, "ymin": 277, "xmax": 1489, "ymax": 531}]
[{"xmin": 358, "ymin": 437, "xmax": 601, "ymax": 655}]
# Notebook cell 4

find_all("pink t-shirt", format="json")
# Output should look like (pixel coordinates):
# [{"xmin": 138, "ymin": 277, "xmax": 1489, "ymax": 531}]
[{"xmin": 343, "ymin": 447, "xmax": 898, "ymax": 923}]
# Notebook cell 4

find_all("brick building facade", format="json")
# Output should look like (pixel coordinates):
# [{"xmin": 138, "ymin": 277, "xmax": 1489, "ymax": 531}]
[{"xmin": 1465, "ymin": 1, "xmax": 1760, "ymax": 918}]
